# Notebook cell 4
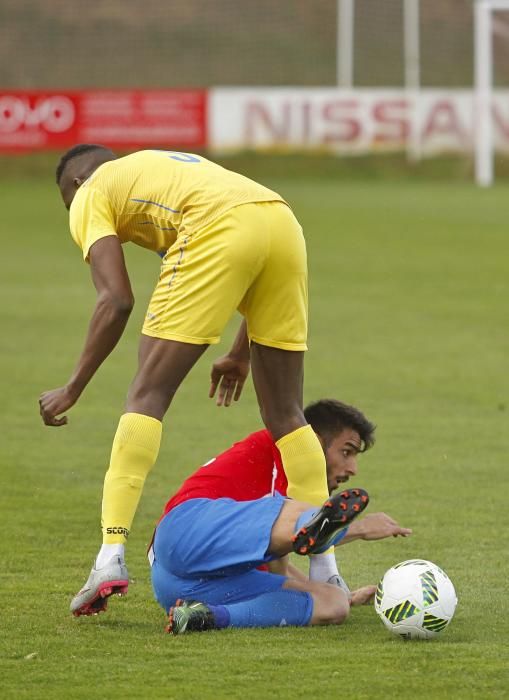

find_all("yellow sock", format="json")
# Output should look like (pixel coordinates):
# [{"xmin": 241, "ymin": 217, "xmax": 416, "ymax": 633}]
[
  {"xmin": 277, "ymin": 425, "xmax": 333, "ymax": 557},
  {"xmin": 102, "ymin": 413, "xmax": 162, "ymax": 544},
  {"xmin": 276, "ymin": 424, "xmax": 328, "ymax": 506}
]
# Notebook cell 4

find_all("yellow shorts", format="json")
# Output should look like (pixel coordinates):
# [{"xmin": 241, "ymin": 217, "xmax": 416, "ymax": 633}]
[{"xmin": 142, "ymin": 201, "xmax": 308, "ymax": 350}]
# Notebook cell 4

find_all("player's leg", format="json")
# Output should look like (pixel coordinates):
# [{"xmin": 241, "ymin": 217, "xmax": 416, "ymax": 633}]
[
  {"xmin": 243, "ymin": 202, "xmax": 342, "ymax": 586},
  {"xmin": 152, "ymin": 490, "xmax": 367, "ymax": 597},
  {"xmin": 228, "ymin": 579, "xmax": 349, "ymax": 627},
  {"xmin": 248, "ymin": 371, "xmax": 346, "ymax": 591},
  {"xmin": 239, "ymin": 202, "xmax": 329, "ymax": 504},
  {"xmin": 70, "ymin": 337, "xmax": 208, "ymax": 617},
  {"xmin": 268, "ymin": 488, "xmax": 369, "ymax": 558},
  {"xmin": 153, "ymin": 495, "xmax": 288, "ymax": 583},
  {"xmin": 100, "ymin": 336, "xmax": 208, "ymax": 542},
  {"xmin": 250, "ymin": 342, "xmax": 331, "ymax": 496},
  {"xmin": 158, "ymin": 492, "xmax": 368, "ymax": 632},
  {"xmin": 167, "ymin": 576, "xmax": 376, "ymax": 633},
  {"xmin": 166, "ymin": 487, "xmax": 376, "ymax": 633},
  {"xmin": 166, "ymin": 587, "xmax": 318, "ymax": 633},
  {"xmin": 166, "ymin": 564, "xmax": 350, "ymax": 633},
  {"xmin": 151, "ymin": 495, "xmax": 290, "ymax": 615},
  {"xmin": 284, "ymin": 578, "xmax": 350, "ymax": 625},
  {"xmin": 71, "ymin": 215, "xmax": 255, "ymax": 616}
]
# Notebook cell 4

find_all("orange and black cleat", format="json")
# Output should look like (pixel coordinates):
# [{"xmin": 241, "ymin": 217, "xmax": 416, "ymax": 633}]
[{"xmin": 292, "ymin": 488, "xmax": 369, "ymax": 556}]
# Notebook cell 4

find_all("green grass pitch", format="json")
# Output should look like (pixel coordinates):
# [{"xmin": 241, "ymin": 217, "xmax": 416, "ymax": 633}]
[{"xmin": 1, "ymin": 162, "xmax": 508, "ymax": 699}]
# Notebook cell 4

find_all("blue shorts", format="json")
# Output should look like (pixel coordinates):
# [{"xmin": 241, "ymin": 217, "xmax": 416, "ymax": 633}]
[{"xmin": 151, "ymin": 494, "xmax": 288, "ymax": 612}]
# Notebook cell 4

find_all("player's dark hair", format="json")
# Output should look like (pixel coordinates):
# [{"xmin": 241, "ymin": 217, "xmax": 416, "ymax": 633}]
[
  {"xmin": 56, "ymin": 144, "xmax": 115, "ymax": 184},
  {"xmin": 304, "ymin": 399, "xmax": 376, "ymax": 452}
]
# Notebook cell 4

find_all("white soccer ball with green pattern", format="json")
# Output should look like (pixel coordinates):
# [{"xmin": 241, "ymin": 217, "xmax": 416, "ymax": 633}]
[{"xmin": 374, "ymin": 559, "xmax": 457, "ymax": 640}]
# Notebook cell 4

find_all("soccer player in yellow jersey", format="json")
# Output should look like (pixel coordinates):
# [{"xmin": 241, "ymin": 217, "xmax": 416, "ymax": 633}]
[{"xmin": 39, "ymin": 145, "xmax": 344, "ymax": 616}]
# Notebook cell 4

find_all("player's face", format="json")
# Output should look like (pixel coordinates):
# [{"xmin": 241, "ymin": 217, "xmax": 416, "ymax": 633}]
[
  {"xmin": 323, "ymin": 428, "xmax": 362, "ymax": 494},
  {"xmin": 58, "ymin": 162, "xmax": 89, "ymax": 210},
  {"xmin": 58, "ymin": 152, "xmax": 114, "ymax": 210},
  {"xmin": 59, "ymin": 174, "xmax": 78, "ymax": 210}
]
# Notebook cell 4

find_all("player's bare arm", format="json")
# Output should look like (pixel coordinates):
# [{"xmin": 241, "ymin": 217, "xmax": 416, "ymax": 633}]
[
  {"xmin": 39, "ymin": 236, "xmax": 134, "ymax": 427},
  {"xmin": 339, "ymin": 512, "xmax": 412, "ymax": 544},
  {"xmin": 209, "ymin": 318, "xmax": 251, "ymax": 407}
]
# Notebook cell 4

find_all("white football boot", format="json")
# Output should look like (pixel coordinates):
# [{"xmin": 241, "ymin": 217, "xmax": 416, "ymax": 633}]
[{"xmin": 70, "ymin": 555, "xmax": 129, "ymax": 616}]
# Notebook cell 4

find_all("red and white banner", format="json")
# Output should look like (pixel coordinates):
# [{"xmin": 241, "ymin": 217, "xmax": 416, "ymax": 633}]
[
  {"xmin": 0, "ymin": 90, "xmax": 207, "ymax": 151},
  {"xmin": 3, "ymin": 87, "xmax": 509, "ymax": 156},
  {"xmin": 209, "ymin": 88, "xmax": 509, "ymax": 155}
]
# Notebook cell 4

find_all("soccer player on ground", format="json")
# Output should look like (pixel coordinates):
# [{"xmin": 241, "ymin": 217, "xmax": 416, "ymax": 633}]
[
  {"xmin": 39, "ymin": 146, "xmax": 347, "ymax": 616},
  {"xmin": 149, "ymin": 399, "xmax": 412, "ymax": 633}
]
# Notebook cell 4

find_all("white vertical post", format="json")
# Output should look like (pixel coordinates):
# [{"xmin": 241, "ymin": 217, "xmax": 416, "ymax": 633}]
[
  {"xmin": 475, "ymin": 0, "xmax": 494, "ymax": 187},
  {"xmin": 404, "ymin": 0, "xmax": 421, "ymax": 161},
  {"xmin": 337, "ymin": 0, "xmax": 354, "ymax": 87}
]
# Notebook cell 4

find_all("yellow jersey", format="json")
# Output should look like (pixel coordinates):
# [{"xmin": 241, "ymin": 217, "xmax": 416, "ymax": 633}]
[{"xmin": 69, "ymin": 150, "xmax": 285, "ymax": 261}]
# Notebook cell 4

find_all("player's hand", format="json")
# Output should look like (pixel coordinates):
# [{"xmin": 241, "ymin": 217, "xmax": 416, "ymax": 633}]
[
  {"xmin": 350, "ymin": 585, "xmax": 377, "ymax": 606},
  {"xmin": 39, "ymin": 385, "xmax": 79, "ymax": 427},
  {"xmin": 209, "ymin": 354, "xmax": 250, "ymax": 407},
  {"xmin": 352, "ymin": 512, "xmax": 412, "ymax": 541}
]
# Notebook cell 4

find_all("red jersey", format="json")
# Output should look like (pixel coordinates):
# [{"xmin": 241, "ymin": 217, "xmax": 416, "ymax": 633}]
[{"xmin": 162, "ymin": 429, "xmax": 288, "ymax": 517}]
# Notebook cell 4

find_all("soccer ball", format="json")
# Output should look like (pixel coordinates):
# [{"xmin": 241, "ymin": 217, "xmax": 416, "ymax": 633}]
[{"xmin": 374, "ymin": 559, "xmax": 457, "ymax": 640}]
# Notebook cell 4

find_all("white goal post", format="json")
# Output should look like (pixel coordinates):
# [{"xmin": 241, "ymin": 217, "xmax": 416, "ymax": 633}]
[
  {"xmin": 475, "ymin": 0, "xmax": 509, "ymax": 186},
  {"xmin": 337, "ymin": 0, "xmax": 421, "ymax": 162}
]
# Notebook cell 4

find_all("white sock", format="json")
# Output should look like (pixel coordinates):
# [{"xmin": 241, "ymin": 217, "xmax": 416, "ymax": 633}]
[
  {"xmin": 96, "ymin": 543, "xmax": 125, "ymax": 569},
  {"xmin": 309, "ymin": 552, "xmax": 340, "ymax": 582}
]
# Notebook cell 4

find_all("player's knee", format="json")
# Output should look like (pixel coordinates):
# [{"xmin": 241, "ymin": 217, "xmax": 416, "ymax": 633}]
[
  {"xmin": 329, "ymin": 592, "xmax": 350, "ymax": 625},
  {"xmin": 321, "ymin": 585, "xmax": 350, "ymax": 625},
  {"xmin": 311, "ymin": 584, "xmax": 350, "ymax": 626}
]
